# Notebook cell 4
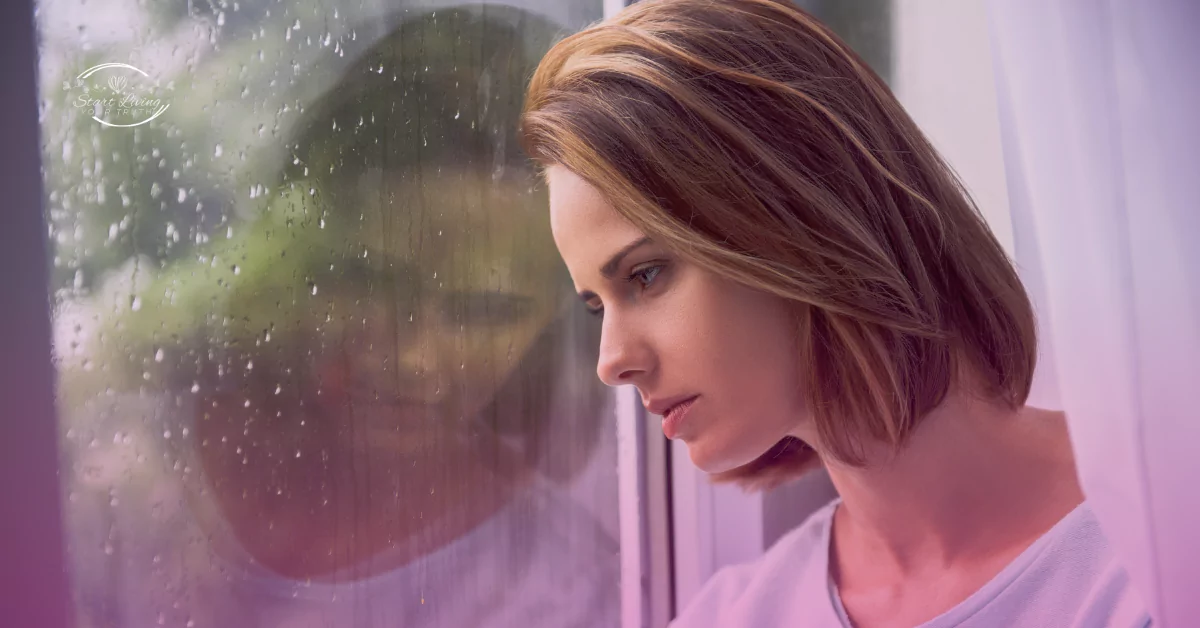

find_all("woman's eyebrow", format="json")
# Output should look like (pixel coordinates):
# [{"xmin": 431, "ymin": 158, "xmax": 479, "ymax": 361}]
[{"xmin": 599, "ymin": 236, "xmax": 653, "ymax": 280}]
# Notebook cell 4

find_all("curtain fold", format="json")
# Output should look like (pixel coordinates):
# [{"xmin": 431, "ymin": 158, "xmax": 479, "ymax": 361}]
[{"xmin": 986, "ymin": 1, "xmax": 1200, "ymax": 625}]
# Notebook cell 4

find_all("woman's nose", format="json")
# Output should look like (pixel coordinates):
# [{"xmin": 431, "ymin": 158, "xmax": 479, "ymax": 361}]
[
  {"xmin": 394, "ymin": 306, "xmax": 447, "ymax": 401},
  {"xmin": 595, "ymin": 314, "xmax": 650, "ymax": 387},
  {"xmin": 349, "ymin": 301, "xmax": 446, "ymax": 402}
]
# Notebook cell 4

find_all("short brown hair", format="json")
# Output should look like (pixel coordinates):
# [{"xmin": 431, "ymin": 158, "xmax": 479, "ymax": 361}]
[{"xmin": 521, "ymin": 0, "xmax": 1036, "ymax": 490}]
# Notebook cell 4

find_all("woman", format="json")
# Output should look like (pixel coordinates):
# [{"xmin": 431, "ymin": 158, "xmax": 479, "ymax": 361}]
[{"xmin": 522, "ymin": 0, "xmax": 1152, "ymax": 626}]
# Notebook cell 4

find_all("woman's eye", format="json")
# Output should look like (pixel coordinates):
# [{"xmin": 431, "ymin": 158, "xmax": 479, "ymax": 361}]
[
  {"xmin": 444, "ymin": 291, "xmax": 533, "ymax": 325},
  {"xmin": 628, "ymin": 264, "xmax": 664, "ymax": 289},
  {"xmin": 585, "ymin": 263, "xmax": 666, "ymax": 319}
]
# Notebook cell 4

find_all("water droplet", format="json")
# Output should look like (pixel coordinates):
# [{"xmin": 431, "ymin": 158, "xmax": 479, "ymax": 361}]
[
  {"xmin": 177, "ymin": 188, "xmax": 187, "ymax": 203},
  {"xmin": 246, "ymin": 360, "xmax": 253, "ymax": 371},
  {"xmin": 154, "ymin": 348, "xmax": 164, "ymax": 362},
  {"xmin": 214, "ymin": 144, "xmax": 223, "ymax": 158},
  {"xmin": 274, "ymin": 384, "xmax": 282, "ymax": 395},
  {"xmin": 130, "ymin": 296, "xmax": 142, "ymax": 311},
  {"xmin": 191, "ymin": 382, "xmax": 200, "ymax": 393},
  {"xmin": 232, "ymin": 265, "xmax": 240, "ymax": 275},
  {"xmin": 163, "ymin": 429, "xmax": 172, "ymax": 439},
  {"xmin": 311, "ymin": 284, "xmax": 318, "ymax": 296}
]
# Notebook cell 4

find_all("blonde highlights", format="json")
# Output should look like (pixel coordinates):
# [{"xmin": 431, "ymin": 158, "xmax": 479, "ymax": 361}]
[{"xmin": 522, "ymin": 0, "xmax": 1036, "ymax": 490}]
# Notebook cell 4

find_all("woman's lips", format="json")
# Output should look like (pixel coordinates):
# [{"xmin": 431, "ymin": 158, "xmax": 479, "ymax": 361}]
[{"xmin": 662, "ymin": 396, "xmax": 698, "ymax": 440}]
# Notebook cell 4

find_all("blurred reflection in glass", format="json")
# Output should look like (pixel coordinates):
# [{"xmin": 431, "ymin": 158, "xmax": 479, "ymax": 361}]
[{"xmin": 55, "ymin": 6, "xmax": 619, "ymax": 627}]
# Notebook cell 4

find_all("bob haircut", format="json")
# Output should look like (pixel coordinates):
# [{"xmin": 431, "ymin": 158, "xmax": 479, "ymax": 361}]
[{"xmin": 521, "ymin": 0, "xmax": 1037, "ymax": 490}]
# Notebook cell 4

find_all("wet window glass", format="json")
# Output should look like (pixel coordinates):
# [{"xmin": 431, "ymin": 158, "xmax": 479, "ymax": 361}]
[{"xmin": 38, "ymin": 2, "xmax": 620, "ymax": 626}]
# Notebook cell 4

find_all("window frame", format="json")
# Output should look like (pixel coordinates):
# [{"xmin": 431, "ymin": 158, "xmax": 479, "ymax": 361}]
[{"xmin": 0, "ymin": 0, "xmax": 74, "ymax": 625}]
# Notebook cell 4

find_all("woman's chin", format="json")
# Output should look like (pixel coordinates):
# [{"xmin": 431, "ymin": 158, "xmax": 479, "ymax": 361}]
[
  {"xmin": 685, "ymin": 433, "xmax": 786, "ymax": 475},
  {"xmin": 683, "ymin": 438, "xmax": 744, "ymax": 475}
]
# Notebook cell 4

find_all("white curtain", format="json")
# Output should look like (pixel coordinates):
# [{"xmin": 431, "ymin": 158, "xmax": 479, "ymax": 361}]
[{"xmin": 986, "ymin": 1, "xmax": 1200, "ymax": 625}]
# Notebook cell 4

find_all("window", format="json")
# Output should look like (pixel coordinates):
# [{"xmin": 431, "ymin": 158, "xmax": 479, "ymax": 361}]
[{"xmin": 38, "ymin": 2, "xmax": 623, "ymax": 626}]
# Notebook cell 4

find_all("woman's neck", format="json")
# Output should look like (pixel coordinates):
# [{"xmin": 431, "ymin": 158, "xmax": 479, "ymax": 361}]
[{"xmin": 817, "ymin": 391, "xmax": 1084, "ymax": 584}]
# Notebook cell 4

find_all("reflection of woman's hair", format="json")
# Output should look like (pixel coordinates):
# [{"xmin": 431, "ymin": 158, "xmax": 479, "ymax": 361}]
[
  {"xmin": 279, "ymin": 7, "xmax": 607, "ymax": 481},
  {"xmin": 522, "ymin": 0, "xmax": 1037, "ymax": 490},
  {"xmin": 482, "ymin": 299, "xmax": 606, "ymax": 481},
  {"xmin": 282, "ymin": 7, "xmax": 560, "ymax": 195}
]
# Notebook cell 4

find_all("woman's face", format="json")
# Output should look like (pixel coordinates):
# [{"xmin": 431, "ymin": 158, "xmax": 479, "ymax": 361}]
[
  {"xmin": 188, "ymin": 168, "xmax": 568, "ymax": 570},
  {"xmin": 546, "ymin": 166, "xmax": 809, "ymax": 473}
]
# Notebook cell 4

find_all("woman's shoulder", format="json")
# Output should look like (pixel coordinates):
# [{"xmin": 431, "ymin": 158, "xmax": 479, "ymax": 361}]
[
  {"xmin": 920, "ymin": 499, "xmax": 1152, "ymax": 628},
  {"xmin": 669, "ymin": 498, "xmax": 842, "ymax": 628},
  {"xmin": 991, "ymin": 500, "xmax": 1153, "ymax": 628}
]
